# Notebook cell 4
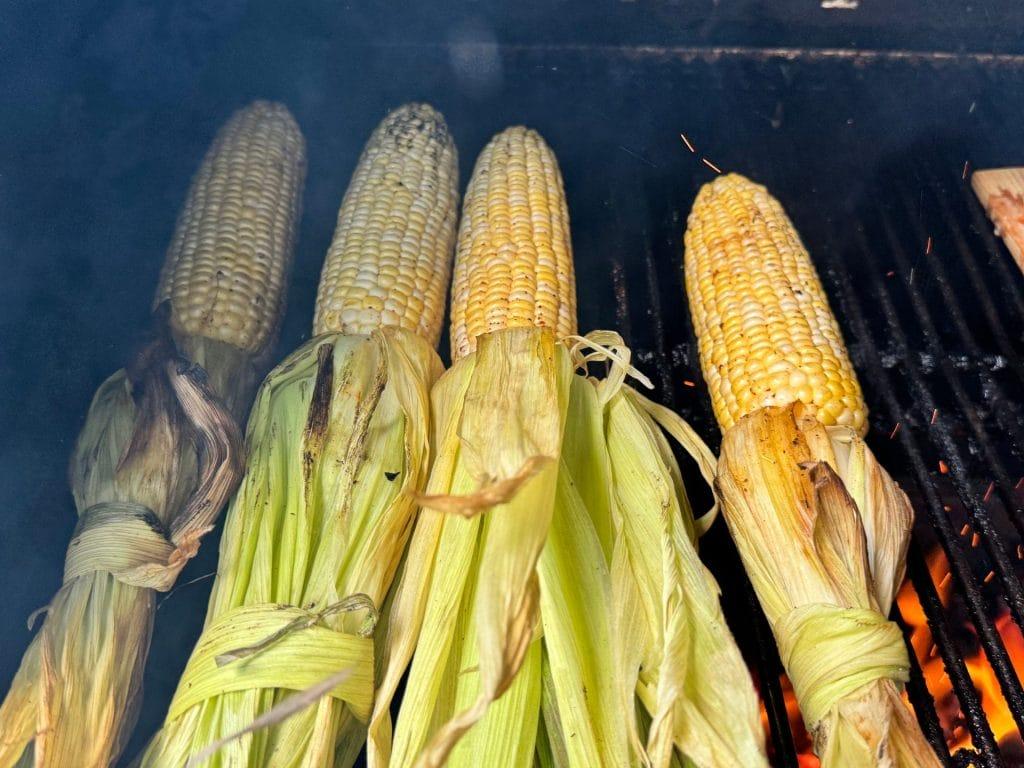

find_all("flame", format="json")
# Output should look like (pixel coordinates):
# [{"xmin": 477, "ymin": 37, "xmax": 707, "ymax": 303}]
[
  {"xmin": 759, "ymin": 546, "xmax": 1024, "ymax": 763},
  {"xmin": 894, "ymin": 546, "xmax": 1024, "ymax": 754}
]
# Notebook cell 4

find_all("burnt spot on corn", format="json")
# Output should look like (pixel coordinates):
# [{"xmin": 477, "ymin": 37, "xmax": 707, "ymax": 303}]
[{"xmin": 303, "ymin": 343, "xmax": 335, "ymax": 488}]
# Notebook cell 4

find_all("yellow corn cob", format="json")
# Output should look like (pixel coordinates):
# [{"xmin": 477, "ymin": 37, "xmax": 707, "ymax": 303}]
[
  {"xmin": 450, "ymin": 126, "xmax": 577, "ymax": 359},
  {"xmin": 314, "ymin": 103, "xmax": 458, "ymax": 346},
  {"xmin": 684, "ymin": 173, "xmax": 867, "ymax": 435},
  {"xmin": 156, "ymin": 100, "xmax": 305, "ymax": 356}
]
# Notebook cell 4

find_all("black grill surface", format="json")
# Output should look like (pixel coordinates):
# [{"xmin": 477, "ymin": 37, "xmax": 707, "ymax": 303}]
[{"xmin": 2, "ymin": 13, "xmax": 1024, "ymax": 765}]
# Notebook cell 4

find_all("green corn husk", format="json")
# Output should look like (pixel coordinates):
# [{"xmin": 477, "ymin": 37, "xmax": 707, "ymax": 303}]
[
  {"xmin": 142, "ymin": 101, "xmax": 458, "ymax": 768},
  {"xmin": 566, "ymin": 332, "xmax": 766, "ymax": 768},
  {"xmin": 0, "ymin": 101, "xmax": 305, "ymax": 768},
  {"xmin": 372, "ymin": 327, "xmax": 571, "ymax": 768},
  {"xmin": 141, "ymin": 330, "xmax": 441, "ymax": 767},
  {"xmin": 715, "ymin": 404, "xmax": 941, "ymax": 768},
  {"xmin": 368, "ymin": 329, "xmax": 767, "ymax": 768}
]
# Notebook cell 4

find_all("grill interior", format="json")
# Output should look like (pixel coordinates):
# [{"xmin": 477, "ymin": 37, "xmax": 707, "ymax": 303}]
[{"xmin": 3, "ymin": 7, "xmax": 1024, "ymax": 766}]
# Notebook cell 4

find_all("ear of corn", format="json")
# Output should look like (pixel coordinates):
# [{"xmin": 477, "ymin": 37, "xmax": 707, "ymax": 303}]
[
  {"xmin": 685, "ymin": 175, "xmax": 940, "ymax": 767},
  {"xmin": 684, "ymin": 173, "xmax": 867, "ymax": 436},
  {"xmin": 370, "ymin": 129, "xmax": 765, "ymax": 768},
  {"xmin": 156, "ymin": 100, "xmax": 306, "ymax": 414},
  {"xmin": 141, "ymin": 102, "xmax": 456, "ymax": 768},
  {"xmin": 315, "ymin": 103, "xmax": 459, "ymax": 346},
  {"xmin": 0, "ymin": 101, "xmax": 302, "ymax": 768}
]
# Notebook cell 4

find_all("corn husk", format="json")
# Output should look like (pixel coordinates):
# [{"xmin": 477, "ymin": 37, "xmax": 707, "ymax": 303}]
[
  {"xmin": 368, "ymin": 327, "xmax": 570, "ymax": 768},
  {"xmin": 368, "ymin": 329, "xmax": 766, "ymax": 768},
  {"xmin": 715, "ymin": 403, "xmax": 941, "ymax": 767},
  {"xmin": 138, "ymin": 329, "xmax": 440, "ymax": 767},
  {"xmin": 566, "ymin": 332, "xmax": 767, "ymax": 768},
  {"xmin": 0, "ymin": 327, "xmax": 245, "ymax": 768}
]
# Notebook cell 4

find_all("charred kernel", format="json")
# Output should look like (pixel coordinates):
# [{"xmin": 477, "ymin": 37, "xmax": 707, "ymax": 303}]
[{"xmin": 314, "ymin": 103, "xmax": 458, "ymax": 346}]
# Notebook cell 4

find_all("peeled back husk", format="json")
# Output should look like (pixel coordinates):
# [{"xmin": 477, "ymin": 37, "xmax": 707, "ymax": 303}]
[
  {"xmin": 715, "ymin": 403, "xmax": 941, "ymax": 768},
  {"xmin": 0, "ymin": 333, "xmax": 243, "ymax": 768},
  {"xmin": 564, "ymin": 332, "xmax": 767, "ymax": 768},
  {"xmin": 371, "ymin": 328, "xmax": 766, "ymax": 768},
  {"xmin": 141, "ymin": 328, "xmax": 440, "ymax": 768}
]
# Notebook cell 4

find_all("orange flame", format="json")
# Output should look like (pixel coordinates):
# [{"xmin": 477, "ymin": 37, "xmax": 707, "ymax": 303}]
[
  {"xmin": 894, "ymin": 547, "xmax": 1024, "ymax": 754},
  {"xmin": 759, "ymin": 546, "xmax": 1024, "ymax": 763}
]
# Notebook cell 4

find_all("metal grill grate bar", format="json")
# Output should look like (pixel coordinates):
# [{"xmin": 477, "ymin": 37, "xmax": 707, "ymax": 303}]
[
  {"xmin": 872, "ymin": 198, "xmax": 1024, "ymax": 647},
  {"xmin": 817, "ymin": 222, "xmax": 1002, "ymax": 761},
  {"xmin": 851, "ymin": 217, "xmax": 1024, "ymax": 741}
]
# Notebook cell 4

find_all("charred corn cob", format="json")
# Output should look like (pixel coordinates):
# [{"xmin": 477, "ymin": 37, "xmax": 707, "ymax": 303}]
[
  {"xmin": 315, "ymin": 103, "xmax": 457, "ymax": 345},
  {"xmin": 685, "ymin": 174, "xmax": 940, "ymax": 768},
  {"xmin": 141, "ymin": 102, "xmax": 457, "ymax": 768},
  {"xmin": 0, "ymin": 101, "xmax": 304, "ymax": 768},
  {"xmin": 370, "ymin": 130, "xmax": 765, "ymax": 768},
  {"xmin": 684, "ymin": 173, "xmax": 867, "ymax": 435}
]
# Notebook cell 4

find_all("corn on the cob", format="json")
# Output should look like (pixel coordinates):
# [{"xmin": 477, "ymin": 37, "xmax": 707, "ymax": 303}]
[
  {"xmin": 371, "ymin": 130, "xmax": 765, "ymax": 768},
  {"xmin": 0, "ymin": 101, "xmax": 304, "ymax": 768},
  {"xmin": 141, "ymin": 102, "xmax": 456, "ymax": 768},
  {"xmin": 972, "ymin": 167, "xmax": 1024, "ymax": 273},
  {"xmin": 315, "ymin": 103, "xmax": 458, "ymax": 346},
  {"xmin": 370, "ymin": 126, "xmax": 577, "ymax": 768},
  {"xmin": 157, "ymin": 100, "xmax": 304, "ymax": 356},
  {"xmin": 685, "ymin": 174, "xmax": 941, "ymax": 768},
  {"xmin": 450, "ymin": 126, "xmax": 576, "ymax": 359},
  {"xmin": 684, "ymin": 173, "xmax": 867, "ymax": 435}
]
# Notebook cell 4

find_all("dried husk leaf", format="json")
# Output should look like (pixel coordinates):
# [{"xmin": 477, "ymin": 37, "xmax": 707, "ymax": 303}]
[
  {"xmin": 141, "ymin": 328, "xmax": 440, "ymax": 768},
  {"xmin": 715, "ymin": 403, "xmax": 941, "ymax": 768},
  {"xmin": 0, "ymin": 331, "xmax": 244, "ymax": 768}
]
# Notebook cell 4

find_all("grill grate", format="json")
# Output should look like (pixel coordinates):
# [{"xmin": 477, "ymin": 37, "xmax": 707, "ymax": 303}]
[
  {"xmin": 811, "ymin": 168, "xmax": 1024, "ymax": 766},
  {"xmin": 611, "ymin": 152, "xmax": 1024, "ymax": 765}
]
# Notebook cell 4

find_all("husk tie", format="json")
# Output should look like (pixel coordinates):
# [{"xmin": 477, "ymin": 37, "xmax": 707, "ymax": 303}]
[
  {"xmin": 62, "ymin": 501, "xmax": 179, "ymax": 590},
  {"xmin": 775, "ymin": 604, "xmax": 909, "ymax": 729},
  {"xmin": 168, "ymin": 596, "xmax": 378, "ymax": 723}
]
